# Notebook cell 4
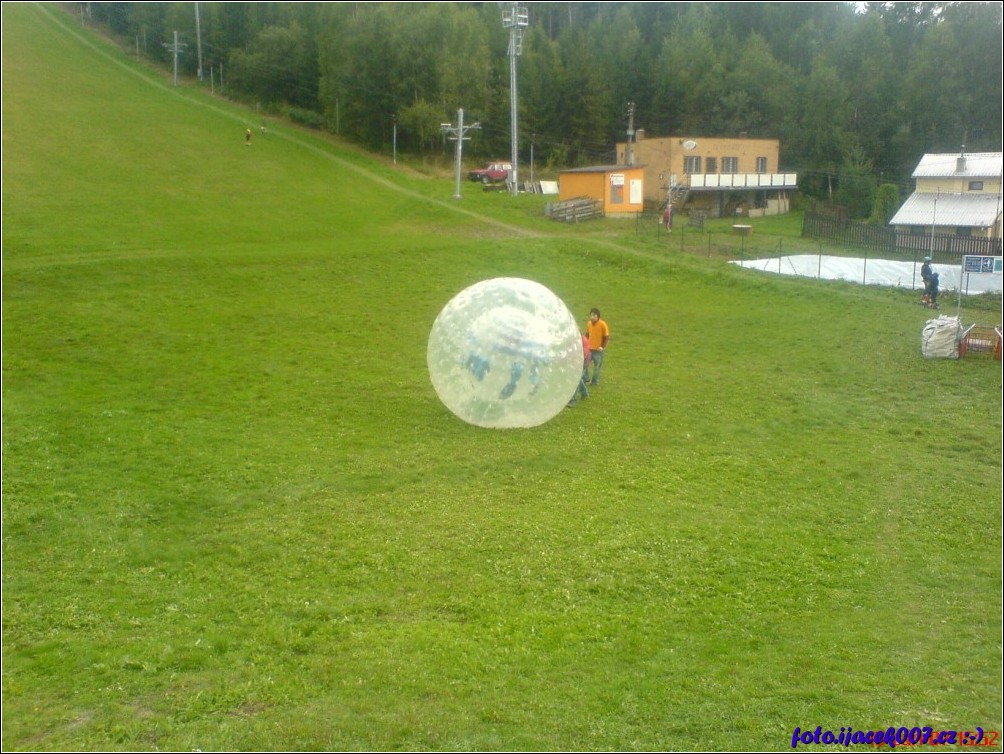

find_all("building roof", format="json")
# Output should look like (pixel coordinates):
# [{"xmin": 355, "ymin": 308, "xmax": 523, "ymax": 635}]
[
  {"xmin": 912, "ymin": 152, "xmax": 1002, "ymax": 179},
  {"xmin": 559, "ymin": 165, "xmax": 645, "ymax": 173},
  {"xmin": 889, "ymin": 191, "xmax": 1003, "ymax": 228}
]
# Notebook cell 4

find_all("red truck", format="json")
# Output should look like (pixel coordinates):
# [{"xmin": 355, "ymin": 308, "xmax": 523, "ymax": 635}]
[{"xmin": 468, "ymin": 161, "xmax": 512, "ymax": 184}]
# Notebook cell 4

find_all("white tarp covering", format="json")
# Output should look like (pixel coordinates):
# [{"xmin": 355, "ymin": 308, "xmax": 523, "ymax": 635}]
[
  {"xmin": 731, "ymin": 255, "xmax": 1002, "ymax": 294},
  {"xmin": 921, "ymin": 315, "xmax": 963, "ymax": 359}
]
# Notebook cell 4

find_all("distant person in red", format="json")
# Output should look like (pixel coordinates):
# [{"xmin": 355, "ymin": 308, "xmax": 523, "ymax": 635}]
[
  {"xmin": 663, "ymin": 203, "xmax": 673, "ymax": 234},
  {"xmin": 568, "ymin": 333, "xmax": 591, "ymax": 406}
]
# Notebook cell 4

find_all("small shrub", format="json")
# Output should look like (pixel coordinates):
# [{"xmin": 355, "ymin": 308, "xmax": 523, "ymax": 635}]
[{"xmin": 285, "ymin": 107, "xmax": 326, "ymax": 130}]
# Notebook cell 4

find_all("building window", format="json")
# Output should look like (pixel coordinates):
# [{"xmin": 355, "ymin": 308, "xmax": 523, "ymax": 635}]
[
  {"xmin": 610, "ymin": 174, "xmax": 624, "ymax": 205},
  {"xmin": 968, "ymin": 181, "xmax": 984, "ymax": 191},
  {"xmin": 756, "ymin": 156, "xmax": 767, "ymax": 173},
  {"xmin": 683, "ymin": 156, "xmax": 701, "ymax": 174},
  {"xmin": 723, "ymin": 157, "xmax": 738, "ymax": 173},
  {"xmin": 956, "ymin": 226, "xmax": 972, "ymax": 236},
  {"xmin": 705, "ymin": 157, "xmax": 717, "ymax": 174}
]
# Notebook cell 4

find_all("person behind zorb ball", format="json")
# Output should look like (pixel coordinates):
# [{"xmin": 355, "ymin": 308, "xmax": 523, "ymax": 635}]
[{"xmin": 427, "ymin": 278, "xmax": 584, "ymax": 428}]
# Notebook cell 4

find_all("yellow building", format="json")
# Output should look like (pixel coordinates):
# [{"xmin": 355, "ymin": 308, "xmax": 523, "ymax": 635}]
[
  {"xmin": 557, "ymin": 164, "xmax": 646, "ymax": 216},
  {"xmin": 615, "ymin": 133, "xmax": 797, "ymax": 217},
  {"xmin": 889, "ymin": 151, "xmax": 1003, "ymax": 251}
]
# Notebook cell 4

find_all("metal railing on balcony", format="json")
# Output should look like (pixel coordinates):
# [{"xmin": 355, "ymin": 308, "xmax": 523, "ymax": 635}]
[{"xmin": 687, "ymin": 173, "xmax": 799, "ymax": 190}]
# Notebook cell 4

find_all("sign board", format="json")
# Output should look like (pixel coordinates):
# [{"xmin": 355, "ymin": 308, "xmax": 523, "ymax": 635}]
[{"xmin": 963, "ymin": 255, "xmax": 1003, "ymax": 274}]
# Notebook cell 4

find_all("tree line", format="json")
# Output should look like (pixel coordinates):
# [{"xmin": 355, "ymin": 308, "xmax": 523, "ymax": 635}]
[{"xmin": 87, "ymin": 1, "xmax": 1002, "ymax": 214}]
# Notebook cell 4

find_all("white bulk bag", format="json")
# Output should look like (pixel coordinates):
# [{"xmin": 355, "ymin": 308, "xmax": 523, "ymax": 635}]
[{"xmin": 921, "ymin": 315, "xmax": 962, "ymax": 359}]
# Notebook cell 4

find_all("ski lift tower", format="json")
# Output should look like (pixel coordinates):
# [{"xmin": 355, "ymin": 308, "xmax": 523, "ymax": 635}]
[{"xmin": 503, "ymin": 3, "xmax": 528, "ymax": 196}]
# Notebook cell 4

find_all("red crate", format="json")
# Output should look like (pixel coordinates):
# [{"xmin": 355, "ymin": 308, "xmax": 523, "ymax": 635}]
[{"xmin": 959, "ymin": 324, "xmax": 1003, "ymax": 360}]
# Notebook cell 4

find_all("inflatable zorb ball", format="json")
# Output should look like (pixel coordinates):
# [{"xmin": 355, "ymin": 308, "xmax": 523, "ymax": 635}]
[{"xmin": 428, "ymin": 278, "xmax": 582, "ymax": 428}]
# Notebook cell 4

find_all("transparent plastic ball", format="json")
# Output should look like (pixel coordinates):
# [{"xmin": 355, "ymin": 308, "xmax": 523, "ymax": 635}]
[{"xmin": 427, "ymin": 278, "xmax": 583, "ymax": 428}]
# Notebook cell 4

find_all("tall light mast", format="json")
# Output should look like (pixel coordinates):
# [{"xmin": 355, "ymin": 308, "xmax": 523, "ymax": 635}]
[
  {"xmin": 503, "ymin": 3, "xmax": 528, "ymax": 197},
  {"xmin": 194, "ymin": 2, "xmax": 203, "ymax": 80}
]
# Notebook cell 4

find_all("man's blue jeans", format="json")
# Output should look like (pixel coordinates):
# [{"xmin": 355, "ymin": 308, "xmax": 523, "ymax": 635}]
[{"xmin": 589, "ymin": 349, "xmax": 604, "ymax": 385}]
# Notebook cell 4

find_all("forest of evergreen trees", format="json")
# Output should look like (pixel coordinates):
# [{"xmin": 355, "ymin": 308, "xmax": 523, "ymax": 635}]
[{"xmin": 86, "ymin": 1, "xmax": 1002, "ymax": 212}]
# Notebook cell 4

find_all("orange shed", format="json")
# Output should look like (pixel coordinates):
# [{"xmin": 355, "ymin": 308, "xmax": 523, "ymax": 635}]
[{"xmin": 558, "ymin": 164, "xmax": 646, "ymax": 216}]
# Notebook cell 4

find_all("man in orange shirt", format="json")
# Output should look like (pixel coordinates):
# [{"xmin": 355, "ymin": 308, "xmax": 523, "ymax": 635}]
[{"xmin": 586, "ymin": 308, "xmax": 610, "ymax": 386}]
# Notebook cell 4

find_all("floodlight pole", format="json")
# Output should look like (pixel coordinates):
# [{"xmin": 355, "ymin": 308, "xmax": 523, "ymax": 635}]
[
  {"xmin": 504, "ymin": 3, "xmax": 528, "ymax": 197},
  {"xmin": 194, "ymin": 2, "xmax": 203, "ymax": 80}
]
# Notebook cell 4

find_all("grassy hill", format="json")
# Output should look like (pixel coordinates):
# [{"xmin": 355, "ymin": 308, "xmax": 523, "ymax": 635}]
[{"xmin": 3, "ymin": 4, "xmax": 1001, "ymax": 751}]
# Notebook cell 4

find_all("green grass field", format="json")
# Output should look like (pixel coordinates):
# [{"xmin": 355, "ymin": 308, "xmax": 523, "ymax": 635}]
[{"xmin": 3, "ymin": 4, "xmax": 1001, "ymax": 751}]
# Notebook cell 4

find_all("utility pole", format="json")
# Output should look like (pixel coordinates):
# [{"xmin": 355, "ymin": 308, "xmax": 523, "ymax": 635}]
[
  {"xmin": 392, "ymin": 115, "xmax": 398, "ymax": 166},
  {"xmin": 530, "ymin": 132, "xmax": 536, "ymax": 186},
  {"xmin": 503, "ymin": 3, "xmax": 528, "ymax": 196},
  {"xmin": 194, "ymin": 2, "xmax": 204, "ymax": 80},
  {"xmin": 440, "ymin": 108, "xmax": 481, "ymax": 200},
  {"xmin": 930, "ymin": 187, "xmax": 940, "ymax": 257},
  {"xmin": 625, "ymin": 102, "xmax": 636, "ymax": 165},
  {"xmin": 163, "ymin": 32, "xmax": 187, "ymax": 87}
]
